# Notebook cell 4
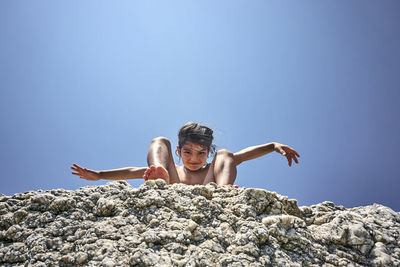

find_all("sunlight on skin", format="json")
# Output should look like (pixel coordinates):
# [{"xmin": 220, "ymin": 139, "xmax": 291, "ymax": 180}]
[{"xmin": 71, "ymin": 141, "xmax": 299, "ymax": 190}]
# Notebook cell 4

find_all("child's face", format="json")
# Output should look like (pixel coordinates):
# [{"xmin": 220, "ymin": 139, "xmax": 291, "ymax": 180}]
[{"xmin": 177, "ymin": 141, "xmax": 209, "ymax": 171}]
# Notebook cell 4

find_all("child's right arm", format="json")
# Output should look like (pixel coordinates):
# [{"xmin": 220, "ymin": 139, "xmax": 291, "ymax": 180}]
[{"xmin": 71, "ymin": 163, "xmax": 147, "ymax": 181}]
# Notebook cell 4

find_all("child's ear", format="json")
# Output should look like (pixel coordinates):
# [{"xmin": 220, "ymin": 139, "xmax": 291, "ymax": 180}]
[{"xmin": 176, "ymin": 146, "xmax": 181, "ymax": 156}]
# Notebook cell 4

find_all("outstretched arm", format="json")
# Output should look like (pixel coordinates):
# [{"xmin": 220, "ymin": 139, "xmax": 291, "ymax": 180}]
[
  {"xmin": 71, "ymin": 163, "xmax": 147, "ymax": 181},
  {"xmin": 233, "ymin": 142, "xmax": 300, "ymax": 166}
]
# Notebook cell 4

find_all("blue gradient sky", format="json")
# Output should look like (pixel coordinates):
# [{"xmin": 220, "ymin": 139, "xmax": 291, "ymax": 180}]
[{"xmin": 1, "ymin": 1, "xmax": 399, "ymax": 211}]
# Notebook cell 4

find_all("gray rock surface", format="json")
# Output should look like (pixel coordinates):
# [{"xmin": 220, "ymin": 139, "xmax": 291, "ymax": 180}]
[{"xmin": 0, "ymin": 180, "xmax": 399, "ymax": 266}]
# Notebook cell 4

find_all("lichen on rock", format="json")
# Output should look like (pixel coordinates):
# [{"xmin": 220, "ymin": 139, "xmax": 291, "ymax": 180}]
[{"xmin": 0, "ymin": 180, "xmax": 399, "ymax": 266}]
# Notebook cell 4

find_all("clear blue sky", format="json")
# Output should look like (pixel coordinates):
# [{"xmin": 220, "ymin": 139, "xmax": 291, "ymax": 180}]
[{"xmin": 1, "ymin": 1, "xmax": 399, "ymax": 211}]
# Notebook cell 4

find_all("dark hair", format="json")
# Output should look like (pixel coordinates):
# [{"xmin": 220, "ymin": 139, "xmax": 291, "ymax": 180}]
[{"xmin": 177, "ymin": 122, "xmax": 216, "ymax": 157}]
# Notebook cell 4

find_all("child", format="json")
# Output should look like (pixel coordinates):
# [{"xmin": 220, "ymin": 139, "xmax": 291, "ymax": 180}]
[{"xmin": 71, "ymin": 122, "xmax": 300, "ymax": 186}]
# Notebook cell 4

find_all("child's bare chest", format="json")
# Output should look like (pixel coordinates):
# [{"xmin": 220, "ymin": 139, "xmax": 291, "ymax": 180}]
[{"xmin": 176, "ymin": 165, "xmax": 212, "ymax": 185}]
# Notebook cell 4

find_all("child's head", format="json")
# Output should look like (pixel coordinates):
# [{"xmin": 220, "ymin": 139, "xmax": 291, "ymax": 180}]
[
  {"xmin": 177, "ymin": 122, "xmax": 216, "ymax": 155},
  {"xmin": 177, "ymin": 122, "xmax": 216, "ymax": 170}
]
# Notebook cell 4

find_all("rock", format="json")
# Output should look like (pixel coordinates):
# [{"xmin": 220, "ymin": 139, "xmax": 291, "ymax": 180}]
[
  {"xmin": 0, "ymin": 180, "xmax": 399, "ymax": 266},
  {"xmin": 94, "ymin": 198, "xmax": 116, "ymax": 217}
]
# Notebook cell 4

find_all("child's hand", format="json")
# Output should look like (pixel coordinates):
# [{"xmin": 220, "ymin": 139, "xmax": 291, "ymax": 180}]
[
  {"xmin": 71, "ymin": 164, "xmax": 100, "ymax": 181},
  {"xmin": 273, "ymin": 143, "xmax": 300, "ymax": 167}
]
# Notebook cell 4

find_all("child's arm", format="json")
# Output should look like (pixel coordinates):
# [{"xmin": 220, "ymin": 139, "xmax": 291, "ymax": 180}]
[
  {"xmin": 71, "ymin": 163, "xmax": 147, "ymax": 181},
  {"xmin": 233, "ymin": 142, "xmax": 300, "ymax": 166}
]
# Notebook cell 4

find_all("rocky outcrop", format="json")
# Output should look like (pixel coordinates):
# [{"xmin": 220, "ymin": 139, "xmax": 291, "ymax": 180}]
[{"xmin": 0, "ymin": 180, "xmax": 399, "ymax": 266}]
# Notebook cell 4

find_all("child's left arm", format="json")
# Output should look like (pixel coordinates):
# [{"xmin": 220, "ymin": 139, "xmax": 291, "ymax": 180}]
[{"xmin": 233, "ymin": 142, "xmax": 300, "ymax": 166}]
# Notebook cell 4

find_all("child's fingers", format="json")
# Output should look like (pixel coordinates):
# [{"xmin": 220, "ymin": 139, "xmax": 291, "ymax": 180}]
[
  {"xmin": 72, "ymin": 163, "xmax": 82, "ymax": 169},
  {"xmin": 286, "ymin": 147, "xmax": 300, "ymax": 158}
]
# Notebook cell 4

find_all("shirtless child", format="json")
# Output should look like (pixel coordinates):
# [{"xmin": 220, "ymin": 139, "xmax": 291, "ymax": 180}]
[{"xmin": 71, "ymin": 122, "xmax": 300, "ymax": 186}]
